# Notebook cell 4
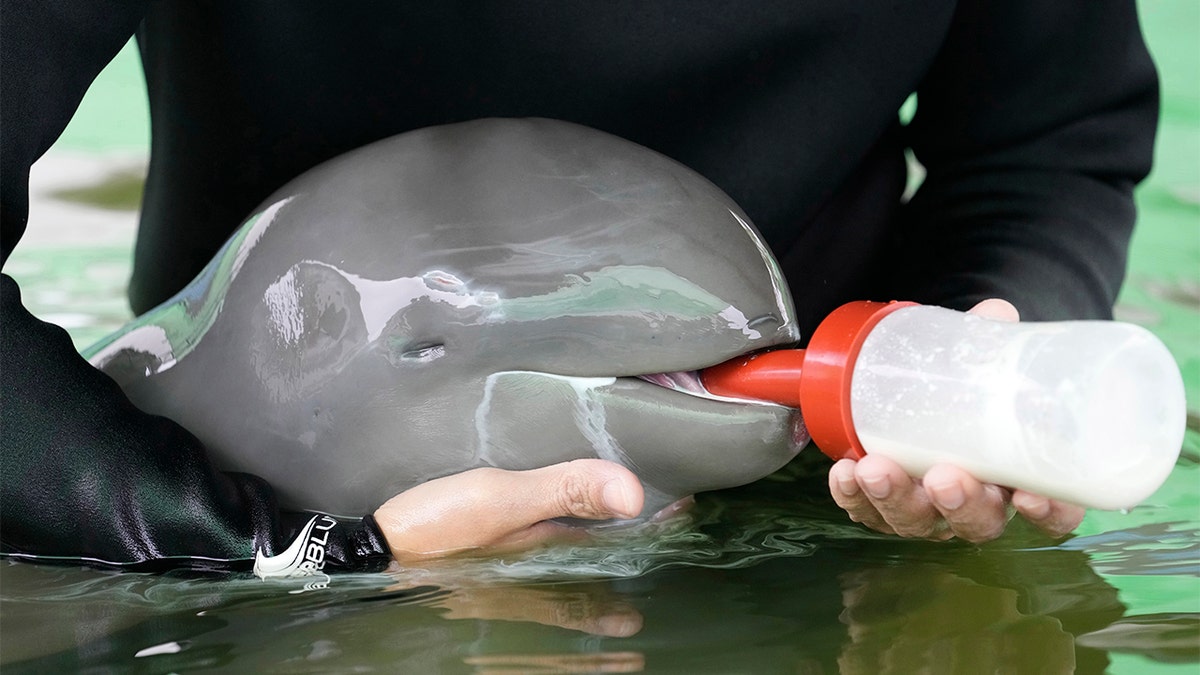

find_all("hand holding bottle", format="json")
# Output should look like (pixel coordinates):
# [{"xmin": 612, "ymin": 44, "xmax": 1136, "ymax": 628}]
[
  {"xmin": 828, "ymin": 300, "xmax": 1085, "ymax": 541},
  {"xmin": 704, "ymin": 298, "xmax": 1185, "ymax": 541}
]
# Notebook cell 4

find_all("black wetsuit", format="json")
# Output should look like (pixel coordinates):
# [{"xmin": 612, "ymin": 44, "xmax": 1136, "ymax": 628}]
[{"xmin": 0, "ymin": 1, "xmax": 1159, "ymax": 573}]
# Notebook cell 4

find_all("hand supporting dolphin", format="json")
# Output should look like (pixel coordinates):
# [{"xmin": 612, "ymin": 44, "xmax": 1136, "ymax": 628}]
[{"xmin": 87, "ymin": 118, "xmax": 808, "ymax": 521}]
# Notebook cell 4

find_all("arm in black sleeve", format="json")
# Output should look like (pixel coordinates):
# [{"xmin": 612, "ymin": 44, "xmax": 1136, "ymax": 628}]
[
  {"xmin": 1, "ymin": 2, "xmax": 391, "ymax": 574},
  {"xmin": 1, "ymin": 275, "xmax": 391, "ymax": 573},
  {"xmin": 892, "ymin": 0, "xmax": 1159, "ymax": 319}
]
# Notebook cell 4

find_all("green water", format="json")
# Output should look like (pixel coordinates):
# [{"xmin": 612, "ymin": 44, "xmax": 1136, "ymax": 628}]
[{"xmin": 2, "ymin": 4, "xmax": 1197, "ymax": 672}]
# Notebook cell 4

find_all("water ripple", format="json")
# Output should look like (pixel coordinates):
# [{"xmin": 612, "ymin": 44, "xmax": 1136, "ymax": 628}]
[{"xmin": 1055, "ymin": 522, "xmax": 1200, "ymax": 577}]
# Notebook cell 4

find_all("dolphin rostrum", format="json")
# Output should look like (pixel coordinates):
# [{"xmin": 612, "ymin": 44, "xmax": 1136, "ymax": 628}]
[{"xmin": 87, "ymin": 118, "xmax": 810, "ymax": 518}]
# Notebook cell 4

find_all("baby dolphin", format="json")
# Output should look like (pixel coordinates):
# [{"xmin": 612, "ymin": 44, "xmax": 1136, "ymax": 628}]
[{"xmin": 87, "ymin": 118, "xmax": 809, "ymax": 518}]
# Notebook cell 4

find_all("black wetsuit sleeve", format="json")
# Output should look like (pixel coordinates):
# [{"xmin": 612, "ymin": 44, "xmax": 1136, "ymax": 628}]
[
  {"xmin": 0, "ymin": 278, "xmax": 392, "ymax": 574},
  {"xmin": 1, "ymin": 2, "xmax": 391, "ymax": 574},
  {"xmin": 892, "ymin": 1, "xmax": 1159, "ymax": 320}
]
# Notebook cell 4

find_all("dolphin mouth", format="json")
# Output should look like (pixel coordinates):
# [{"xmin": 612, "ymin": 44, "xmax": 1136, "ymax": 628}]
[
  {"xmin": 476, "ymin": 363, "xmax": 808, "ymax": 519},
  {"xmin": 635, "ymin": 370, "xmax": 780, "ymax": 406},
  {"xmin": 636, "ymin": 371, "xmax": 709, "ymax": 396}
]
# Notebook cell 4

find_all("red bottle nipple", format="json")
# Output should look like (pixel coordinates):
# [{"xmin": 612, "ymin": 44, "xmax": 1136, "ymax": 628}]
[{"xmin": 699, "ymin": 300, "xmax": 917, "ymax": 461}]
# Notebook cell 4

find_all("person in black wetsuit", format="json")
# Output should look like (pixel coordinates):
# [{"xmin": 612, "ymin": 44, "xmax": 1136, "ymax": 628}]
[{"xmin": 0, "ymin": 2, "xmax": 1159, "ymax": 574}]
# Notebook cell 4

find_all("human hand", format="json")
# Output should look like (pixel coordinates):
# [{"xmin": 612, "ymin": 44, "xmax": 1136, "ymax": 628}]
[
  {"xmin": 827, "ymin": 298, "xmax": 1086, "ymax": 542},
  {"xmin": 373, "ymin": 459, "xmax": 644, "ymax": 561}
]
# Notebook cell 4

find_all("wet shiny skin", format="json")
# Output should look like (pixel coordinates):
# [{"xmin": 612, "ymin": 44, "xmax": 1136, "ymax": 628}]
[{"xmin": 86, "ymin": 118, "xmax": 809, "ymax": 517}]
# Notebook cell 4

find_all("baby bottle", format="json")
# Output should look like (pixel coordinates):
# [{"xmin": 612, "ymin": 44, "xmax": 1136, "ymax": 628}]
[{"xmin": 701, "ymin": 301, "xmax": 1186, "ymax": 510}]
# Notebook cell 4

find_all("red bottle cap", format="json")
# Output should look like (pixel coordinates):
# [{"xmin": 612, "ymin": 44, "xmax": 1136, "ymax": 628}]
[{"xmin": 799, "ymin": 300, "xmax": 915, "ymax": 460}]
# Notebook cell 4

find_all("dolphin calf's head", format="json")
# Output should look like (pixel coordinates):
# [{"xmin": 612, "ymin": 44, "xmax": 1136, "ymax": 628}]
[{"xmin": 90, "ymin": 118, "xmax": 809, "ymax": 517}]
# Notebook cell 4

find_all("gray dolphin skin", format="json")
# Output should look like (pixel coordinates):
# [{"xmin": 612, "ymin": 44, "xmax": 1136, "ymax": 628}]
[{"xmin": 86, "ymin": 118, "xmax": 809, "ymax": 519}]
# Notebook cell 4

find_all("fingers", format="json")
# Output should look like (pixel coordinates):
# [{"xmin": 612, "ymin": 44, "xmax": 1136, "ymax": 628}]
[
  {"xmin": 649, "ymin": 496, "xmax": 694, "ymax": 523},
  {"xmin": 1012, "ymin": 490, "xmax": 1085, "ymax": 538},
  {"xmin": 830, "ymin": 451, "xmax": 897, "ymax": 535},
  {"xmin": 922, "ymin": 465, "xmax": 1011, "ymax": 543},
  {"xmin": 831, "ymin": 457, "xmax": 1082, "ymax": 543},
  {"xmin": 374, "ymin": 459, "xmax": 644, "ymax": 561},
  {"xmin": 830, "ymin": 457, "xmax": 895, "ymax": 535},
  {"xmin": 831, "ymin": 456, "xmax": 989, "ymax": 541},
  {"xmin": 855, "ymin": 455, "xmax": 953, "ymax": 540},
  {"xmin": 967, "ymin": 298, "xmax": 1020, "ymax": 322}
]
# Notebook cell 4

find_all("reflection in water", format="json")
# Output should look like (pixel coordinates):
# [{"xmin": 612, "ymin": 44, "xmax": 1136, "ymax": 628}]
[
  {"xmin": 462, "ymin": 652, "xmax": 646, "ymax": 674},
  {"xmin": 1078, "ymin": 613, "xmax": 1200, "ymax": 664},
  {"xmin": 837, "ymin": 565, "xmax": 1077, "ymax": 674},
  {"xmin": 429, "ymin": 584, "xmax": 644, "ymax": 638},
  {"xmin": 4, "ymin": 465, "xmax": 1184, "ymax": 673},
  {"xmin": 1059, "ymin": 522, "xmax": 1200, "ymax": 577}
]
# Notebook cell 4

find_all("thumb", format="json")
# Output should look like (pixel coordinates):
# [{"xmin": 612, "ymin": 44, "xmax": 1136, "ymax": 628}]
[
  {"xmin": 519, "ymin": 459, "xmax": 644, "ymax": 523},
  {"xmin": 374, "ymin": 459, "xmax": 644, "ymax": 560}
]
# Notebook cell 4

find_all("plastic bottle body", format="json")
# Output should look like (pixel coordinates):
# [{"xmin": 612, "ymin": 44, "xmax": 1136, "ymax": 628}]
[{"xmin": 848, "ymin": 305, "xmax": 1185, "ymax": 510}]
